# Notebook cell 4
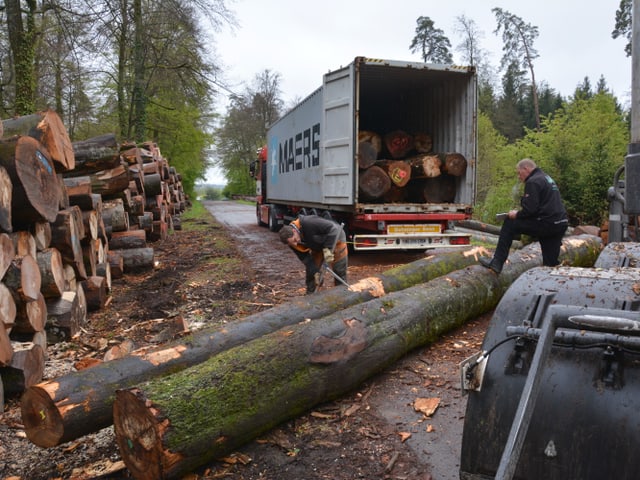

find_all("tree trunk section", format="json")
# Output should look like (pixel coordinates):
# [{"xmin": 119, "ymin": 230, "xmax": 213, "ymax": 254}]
[
  {"xmin": 0, "ymin": 136, "xmax": 61, "ymax": 226},
  {"xmin": 51, "ymin": 207, "xmax": 87, "ymax": 280},
  {"xmin": 2, "ymin": 109, "xmax": 75, "ymax": 172},
  {"xmin": 0, "ymin": 342, "xmax": 45, "ymax": 395},
  {"xmin": 10, "ymin": 230, "xmax": 36, "ymax": 258},
  {"xmin": 30, "ymin": 221, "xmax": 52, "ymax": 251},
  {"xmin": 115, "ymin": 247, "xmax": 154, "ymax": 272},
  {"xmin": 0, "ymin": 232, "xmax": 15, "ymax": 279},
  {"xmin": 4, "ymin": 255, "xmax": 41, "ymax": 302},
  {"xmin": 441, "ymin": 152, "xmax": 467, "ymax": 176},
  {"xmin": 409, "ymin": 154, "xmax": 442, "ymax": 178},
  {"xmin": 0, "ymin": 283, "xmax": 17, "ymax": 332},
  {"xmin": 81, "ymin": 276, "xmax": 108, "ymax": 311},
  {"xmin": 109, "ymin": 229, "xmax": 147, "ymax": 250},
  {"xmin": 375, "ymin": 160, "xmax": 411, "ymax": 187},
  {"xmin": 20, "ymin": 237, "xmax": 601, "ymax": 449},
  {"xmin": 0, "ymin": 165, "xmax": 12, "ymax": 232},
  {"xmin": 90, "ymin": 164, "xmax": 130, "ymax": 196},
  {"xmin": 383, "ymin": 130, "xmax": 414, "ymax": 159},
  {"xmin": 69, "ymin": 133, "xmax": 120, "ymax": 175},
  {"xmin": 358, "ymin": 165, "xmax": 391, "ymax": 200},
  {"xmin": 111, "ymin": 237, "xmax": 601, "ymax": 480},
  {"xmin": 45, "ymin": 290, "xmax": 84, "ymax": 343},
  {"xmin": 13, "ymin": 292, "xmax": 46, "ymax": 334}
]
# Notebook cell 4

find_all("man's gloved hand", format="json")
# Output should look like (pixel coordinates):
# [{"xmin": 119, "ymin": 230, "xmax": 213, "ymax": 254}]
[
  {"xmin": 314, "ymin": 270, "xmax": 323, "ymax": 288},
  {"xmin": 323, "ymin": 248, "xmax": 334, "ymax": 263}
]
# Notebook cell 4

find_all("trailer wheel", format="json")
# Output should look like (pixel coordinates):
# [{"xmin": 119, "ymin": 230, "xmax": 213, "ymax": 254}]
[
  {"xmin": 256, "ymin": 206, "xmax": 266, "ymax": 227},
  {"xmin": 268, "ymin": 207, "xmax": 281, "ymax": 232}
]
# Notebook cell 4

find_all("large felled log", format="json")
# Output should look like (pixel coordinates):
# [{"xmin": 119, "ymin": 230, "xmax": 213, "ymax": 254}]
[
  {"xmin": 0, "ymin": 136, "xmax": 61, "ymax": 226},
  {"xmin": 50, "ymin": 207, "xmax": 87, "ymax": 280},
  {"xmin": 109, "ymin": 229, "xmax": 147, "ymax": 250},
  {"xmin": 413, "ymin": 132, "xmax": 433, "ymax": 153},
  {"xmin": 2, "ymin": 109, "xmax": 75, "ymax": 172},
  {"xmin": 409, "ymin": 154, "xmax": 442, "ymax": 178},
  {"xmin": 20, "ymin": 239, "xmax": 602, "ymax": 448},
  {"xmin": 45, "ymin": 290, "xmax": 84, "ymax": 343},
  {"xmin": 4, "ymin": 255, "xmax": 41, "ymax": 302},
  {"xmin": 0, "ymin": 165, "xmax": 12, "ymax": 232},
  {"xmin": 90, "ymin": 164, "xmax": 130, "ymax": 196},
  {"xmin": 81, "ymin": 276, "xmax": 108, "ymax": 311},
  {"xmin": 69, "ymin": 133, "xmax": 120, "ymax": 175},
  {"xmin": 0, "ymin": 232, "xmax": 14, "ymax": 279},
  {"xmin": 358, "ymin": 165, "xmax": 391, "ymax": 200},
  {"xmin": 0, "ymin": 342, "xmax": 45, "ymax": 395},
  {"xmin": 111, "ymin": 236, "xmax": 602, "ymax": 480},
  {"xmin": 441, "ymin": 152, "xmax": 468, "ymax": 176},
  {"xmin": 375, "ymin": 160, "xmax": 411, "ymax": 187},
  {"xmin": 0, "ymin": 283, "xmax": 17, "ymax": 331},
  {"xmin": 383, "ymin": 130, "xmax": 414, "ymax": 159},
  {"xmin": 115, "ymin": 247, "xmax": 154, "ymax": 272}
]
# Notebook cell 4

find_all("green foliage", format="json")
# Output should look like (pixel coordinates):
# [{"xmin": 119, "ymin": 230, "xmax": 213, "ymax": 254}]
[{"xmin": 477, "ymin": 92, "xmax": 628, "ymax": 226}]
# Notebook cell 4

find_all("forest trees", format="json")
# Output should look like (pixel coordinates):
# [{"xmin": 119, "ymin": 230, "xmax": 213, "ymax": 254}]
[
  {"xmin": 214, "ymin": 70, "xmax": 283, "ymax": 196},
  {"xmin": 0, "ymin": 0, "xmax": 235, "ymax": 195}
]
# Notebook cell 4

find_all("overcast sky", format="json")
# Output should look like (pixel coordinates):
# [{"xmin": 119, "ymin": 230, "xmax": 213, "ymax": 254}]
[{"xmin": 205, "ymin": 0, "xmax": 631, "ymax": 183}]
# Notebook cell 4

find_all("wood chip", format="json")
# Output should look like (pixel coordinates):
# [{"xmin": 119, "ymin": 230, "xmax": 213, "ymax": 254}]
[{"xmin": 414, "ymin": 397, "xmax": 440, "ymax": 417}]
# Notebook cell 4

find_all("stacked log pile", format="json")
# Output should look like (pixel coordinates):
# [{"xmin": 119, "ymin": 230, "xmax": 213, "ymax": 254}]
[
  {"xmin": 0, "ymin": 110, "xmax": 187, "ymax": 408},
  {"xmin": 357, "ymin": 129, "xmax": 468, "ymax": 203}
]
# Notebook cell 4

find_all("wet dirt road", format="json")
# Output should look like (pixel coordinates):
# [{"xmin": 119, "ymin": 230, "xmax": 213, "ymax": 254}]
[{"xmin": 203, "ymin": 200, "xmax": 486, "ymax": 480}]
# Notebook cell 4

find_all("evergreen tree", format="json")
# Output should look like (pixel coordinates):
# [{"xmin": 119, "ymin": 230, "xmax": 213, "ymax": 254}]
[{"xmin": 409, "ymin": 16, "xmax": 453, "ymax": 64}]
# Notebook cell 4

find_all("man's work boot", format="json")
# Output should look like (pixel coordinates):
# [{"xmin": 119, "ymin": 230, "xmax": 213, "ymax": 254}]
[{"xmin": 479, "ymin": 257, "xmax": 503, "ymax": 274}]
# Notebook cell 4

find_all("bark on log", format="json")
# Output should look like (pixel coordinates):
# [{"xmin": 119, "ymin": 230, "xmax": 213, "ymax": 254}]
[
  {"xmin": 107, "ymin": 250, "xmax": 124, "ymax": 279},
  {"xmin": 358, "ymin": 165, "xmax": 391, "ymax": 200},
  {"xmin": 69, "ymin": 133, "xmax": 120, "ymax": 175},
  {"xmin": 20, "ymin": 238, "xmax": 601, "ymax": 448},
  {"xmin": 423, "ymin": 175, "xmax": 457, "ymax": 203},
  {"xmin": 143, "ymin": 173, "xmax": 163, "ymax": 197},
  {"xmin": 0, "ymin": 343, "xmax": 45, "ymax": 395},
  {"xmin": 109, "ymin": 229, "xmax": 147, "ymax": 250},
  {"xmin": 357, "ymin": 142, "xmax": 379, "ymax": 169},
  {"xmin": 63, "ymin": 176, "xmax": 92, "ymax": 196},
  {"xmin": 2, "ymin": 109, "xmax": 75, "ymax": 172},
  {"xmin": 110, "ymin": 237, "xmax": 601, "ymax": 480},
  {"xmin": 0, "ymin": 136, "xmax": 60, "ymax": 226},
  {"xmin": 115, "ymin": 247, "xmax": 154, "ymax": 272},
  {"xmin": 81, "ymin": 276, "xmax": 108, "ymax": 311},
  {"xmin": 375, "ymin": 160, "xmax": 411, "ymax": 187},
  {"xmin": 0, "ymin": 165, "xmax": 12, "ymax": 232},
  {"xmin": 45, "ymin": 290, "xmax": 84, "ymax": 343},
  {"xmin": 90, "ymin": 164, "xmax": 130, "ymax": 196}
]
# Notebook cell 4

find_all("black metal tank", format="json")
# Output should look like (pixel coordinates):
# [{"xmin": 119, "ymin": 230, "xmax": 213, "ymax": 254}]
[{"xmin": 460, "ymin": 266, "xmax": 640, "ymax": 480}]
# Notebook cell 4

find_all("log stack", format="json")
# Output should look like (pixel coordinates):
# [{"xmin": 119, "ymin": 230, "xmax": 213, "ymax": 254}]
[
  {"xmin": 357, "ymin": 129, "xmax": 468, "ymax": 204},
  {"xmin": 0, "ymin": 110, "xmax": 188, "ymax": 405}
]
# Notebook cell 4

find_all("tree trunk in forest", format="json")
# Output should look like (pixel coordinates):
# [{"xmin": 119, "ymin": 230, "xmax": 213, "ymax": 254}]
[
  {"xmin": 358, "ymin": 165, "xmax": 391, "ymax": 200},
  {"xmin": 20, "ymin": 237, "xmax": 602, "ymax": 449},
  {"xmin": 0, "ymin": 165, "xmax": 12, "ymax": 232},
  {"xmin": 0, "ymin": 136, "xmax": 61, "ymax": 227},
  {"xmin": 111, "ymin": 237, "xmax": 601, "ymax": 480}
]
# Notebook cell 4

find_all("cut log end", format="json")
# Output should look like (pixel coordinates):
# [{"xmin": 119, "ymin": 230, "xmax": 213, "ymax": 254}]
[
  {"xmin": 21, "ymin": 385, "xmax": 65, "ymax": 448},
  {"xmin": 113, "ymin": 389, "xmax": 168, "ymax": 480}
]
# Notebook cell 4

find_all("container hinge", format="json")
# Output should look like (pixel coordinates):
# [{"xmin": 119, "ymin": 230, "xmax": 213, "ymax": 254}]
[{"xmin": 596, "ymin": 346, "xmax": 625, "ymax": 390}]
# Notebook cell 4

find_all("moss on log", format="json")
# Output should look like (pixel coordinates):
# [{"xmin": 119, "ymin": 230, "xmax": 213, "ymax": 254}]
[{"xmin": 113, "ymin": 235, "xmax": 601, "ymax": 479}]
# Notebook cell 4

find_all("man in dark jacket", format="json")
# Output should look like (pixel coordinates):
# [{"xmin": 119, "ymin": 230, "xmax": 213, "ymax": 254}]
[
  {"xmin": 480, "ymin": 158, "xmax": 568, "ymax": 274},
  {"xmin": 279, "ymin": 215, "xmax": 348, "ymax": 293}
]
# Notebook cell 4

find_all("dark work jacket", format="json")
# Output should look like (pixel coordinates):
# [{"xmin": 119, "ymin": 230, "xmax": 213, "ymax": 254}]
[
  {"xmin": 289, "ymin": 215, "xmax": 346, "ymax": 272},
  {"xmin": 517, "ymin": 168, "xmax": 568, "ymax": 224}
]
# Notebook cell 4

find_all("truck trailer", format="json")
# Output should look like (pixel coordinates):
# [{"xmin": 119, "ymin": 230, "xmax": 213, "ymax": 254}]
[{"xmin": 252, "ymin": 56, "xmax": 477, "ymax": 250}]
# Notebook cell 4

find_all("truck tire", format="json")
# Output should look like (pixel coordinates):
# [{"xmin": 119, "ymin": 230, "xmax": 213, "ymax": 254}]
[
  {"xmin": 268, "ymin": 207, "xmax": 281, "ymax": 232},
  {"xmin": 256, "ymin": 206, "xmax": 266, "ymax": 227}
]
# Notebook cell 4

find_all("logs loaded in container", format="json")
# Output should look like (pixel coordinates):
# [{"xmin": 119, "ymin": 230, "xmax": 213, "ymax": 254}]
[{"xmin": 357, "ymin": 129, "xmax": 468, "ymax": 204}]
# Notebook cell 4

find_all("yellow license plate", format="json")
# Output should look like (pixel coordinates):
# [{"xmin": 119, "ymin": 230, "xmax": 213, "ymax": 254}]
[{"xmin": 387, "ymin": 224, "xmax": 441, "ymax": 234}]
